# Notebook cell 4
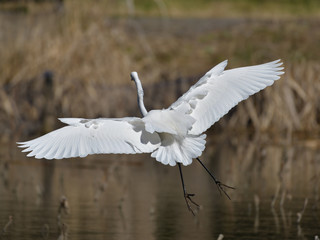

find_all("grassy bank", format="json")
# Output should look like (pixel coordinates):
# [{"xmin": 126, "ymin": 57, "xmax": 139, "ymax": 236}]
[
  {"xmin": 120, "ymin": 0, "xmax": 320, "ymax": 18},
  {"xmin": 0, "ymin": 0, "xmax": 319, "ymax": 141},
  {"xmin": 2, "ymin": 0, "xmax": 320, "ymax": 17}
]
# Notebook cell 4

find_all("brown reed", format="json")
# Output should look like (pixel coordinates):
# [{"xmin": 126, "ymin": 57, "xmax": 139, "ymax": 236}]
[{"xmin": 0, "ymin": 1, "xmax": 319, "ymax": 142}]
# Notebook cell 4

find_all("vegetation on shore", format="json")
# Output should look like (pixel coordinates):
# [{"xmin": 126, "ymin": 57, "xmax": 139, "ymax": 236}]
[{"xmin": 0, "ymin": 0, "xmax": 319, "ymax": 141}]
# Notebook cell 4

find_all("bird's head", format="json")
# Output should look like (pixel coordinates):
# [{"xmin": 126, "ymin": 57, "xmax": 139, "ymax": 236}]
[{"xmin": 130, "ymin": 72, "xmax": 138, "ymax": 82}]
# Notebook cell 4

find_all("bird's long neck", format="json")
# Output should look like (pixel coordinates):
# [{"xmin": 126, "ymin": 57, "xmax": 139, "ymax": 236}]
[{"xmin": 131, "ymin": 72, "xmax": 148, "ymax": 117}]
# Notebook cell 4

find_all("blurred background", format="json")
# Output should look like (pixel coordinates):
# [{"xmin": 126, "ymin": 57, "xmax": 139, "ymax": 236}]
[{"xmin": 0, "ymin": 0, "xmax": 320, "ymax": 239}]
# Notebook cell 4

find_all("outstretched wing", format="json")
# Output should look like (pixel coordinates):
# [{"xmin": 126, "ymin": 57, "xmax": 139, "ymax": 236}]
[
  {"xmin": 17, "ymin": 118, "xmax": 161, "ymax": 159},
  {"xmin": 170, "ymin": 60, "xmax": 284, "ymax": 135}
]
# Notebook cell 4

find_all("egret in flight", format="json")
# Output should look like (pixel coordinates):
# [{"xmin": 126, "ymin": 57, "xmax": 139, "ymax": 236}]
[{"xmin": 18, "ymin": 60, "xmax": 284, "ymax": 214}]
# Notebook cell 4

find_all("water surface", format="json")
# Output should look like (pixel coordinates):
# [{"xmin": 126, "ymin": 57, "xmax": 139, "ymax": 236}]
[{"xmin": 0, "ymin": 134, "xmax": 319, "ymax": 239}]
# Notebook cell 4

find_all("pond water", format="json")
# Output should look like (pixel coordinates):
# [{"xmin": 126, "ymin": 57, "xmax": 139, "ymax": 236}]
[{"xmin": 0, "ymin": 133, "xmax": 319, "ymax": 240}]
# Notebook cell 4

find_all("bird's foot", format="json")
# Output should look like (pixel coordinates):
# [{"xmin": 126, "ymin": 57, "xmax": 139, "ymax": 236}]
[
  {"xmin": 214, "ymin": 180, "xmax": 235, "ymax": 200},
  {"xmin": 184, "ymin": 192, "xmax": 200, "ymax": 216}
]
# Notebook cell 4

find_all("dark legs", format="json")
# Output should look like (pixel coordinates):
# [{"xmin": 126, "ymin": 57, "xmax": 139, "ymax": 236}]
[
  {"xmin": 178, "ymin": 158, "xmax": 234, "ymax": 215},
  {"xmin": 177, "ymin": 163, "xmax": 199, "ymax": 215},
  {"xmin": 196, "ymin": 157, "xmax": 235, "ymax": 200}
]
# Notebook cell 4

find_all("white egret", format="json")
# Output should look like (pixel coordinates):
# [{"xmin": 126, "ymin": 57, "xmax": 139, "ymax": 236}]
[{"xmin": 18, "ymin": 59, "xmax": 284, "ymax": 214}]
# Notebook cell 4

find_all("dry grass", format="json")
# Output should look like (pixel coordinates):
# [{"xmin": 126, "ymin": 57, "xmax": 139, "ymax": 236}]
[{"xmin": 0, "ymin": 1, "xmax": 319, "ymax": 141}]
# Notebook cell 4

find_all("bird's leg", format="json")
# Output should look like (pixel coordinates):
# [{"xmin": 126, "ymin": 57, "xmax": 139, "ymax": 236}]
[
  {"xmin": 196, "ymin": 157, "xmax": 235, "ymax": 200},
  {"xmin": 178, "ymin": 163, "xmax": 199, "ymax": 215}
]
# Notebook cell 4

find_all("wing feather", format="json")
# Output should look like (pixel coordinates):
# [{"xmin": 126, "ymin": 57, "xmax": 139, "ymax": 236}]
[
  {"xmin": 18, "ymin": 118, "xmax": 161, "ymax": 159},
  {"xmin": 170, "ymin": 59, "xmax": 284, "ymax": 135}
]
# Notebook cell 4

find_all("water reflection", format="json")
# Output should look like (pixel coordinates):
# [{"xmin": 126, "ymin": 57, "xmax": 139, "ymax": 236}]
[{"xmin": 0, "ymin": 133, "xmax": 319, "ymax": 239}]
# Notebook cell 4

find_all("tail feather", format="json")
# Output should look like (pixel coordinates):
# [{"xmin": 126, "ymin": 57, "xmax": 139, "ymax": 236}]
[{"xmin": 151, "ymin": 133, "xmax": 206, "ymax": 166}]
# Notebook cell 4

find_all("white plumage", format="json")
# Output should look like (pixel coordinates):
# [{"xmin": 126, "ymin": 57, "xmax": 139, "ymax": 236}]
[
  {"xmin": 170, "ymin": 60, "xmax": 283, "ymax": 135},
  {"xmin": 19, "ymin": 118, "xmax": 160, "ymax": 159},
  {"xmin": 18, "ymin": 60, "xmax": 284, "ymax": 166}
]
